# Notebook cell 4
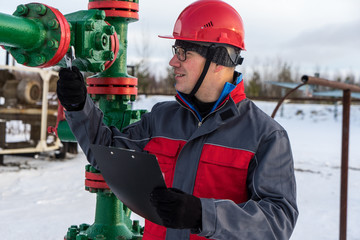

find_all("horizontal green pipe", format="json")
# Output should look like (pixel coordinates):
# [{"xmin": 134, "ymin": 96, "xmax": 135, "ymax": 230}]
[{"xmin": 0, "ymin": 12, "xmax": 42, "ymax": 49}]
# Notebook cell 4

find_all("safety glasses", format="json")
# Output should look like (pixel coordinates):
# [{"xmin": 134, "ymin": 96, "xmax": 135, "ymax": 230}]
[{"xmin": 172, "ymin": 45, "xmax": 187, "ymax": 62}]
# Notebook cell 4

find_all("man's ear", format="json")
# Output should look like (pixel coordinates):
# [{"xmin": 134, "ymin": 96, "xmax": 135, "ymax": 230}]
[{"xmin": 214, "ymin": 64, "xmax": 224, "ymax": 73}]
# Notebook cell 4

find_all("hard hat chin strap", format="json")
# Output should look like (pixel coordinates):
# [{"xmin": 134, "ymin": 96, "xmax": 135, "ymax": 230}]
[{"xmin": 189, "ymin": 45, "xmax": 217, "ymax": 97}]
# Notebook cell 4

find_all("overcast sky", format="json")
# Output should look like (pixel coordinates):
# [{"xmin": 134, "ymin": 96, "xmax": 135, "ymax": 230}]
[{"xmin": 1, "ymin": 0, "xmax": 360, "ymax": 81}]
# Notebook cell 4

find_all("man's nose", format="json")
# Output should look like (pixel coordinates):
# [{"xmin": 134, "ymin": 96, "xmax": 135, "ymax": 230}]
[{"xmin": 169, "ymin": 54, "xmax": 181, "ymax": 67}]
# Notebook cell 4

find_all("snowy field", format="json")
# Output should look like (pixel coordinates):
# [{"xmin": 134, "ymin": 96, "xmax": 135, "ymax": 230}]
[{"xmin": 1, "ymin": 95, "xmax": 360, "ymax": 240}]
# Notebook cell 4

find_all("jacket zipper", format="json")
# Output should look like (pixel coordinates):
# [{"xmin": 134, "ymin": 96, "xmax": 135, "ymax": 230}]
[
  {"xmin": 197, "ymin": 99, "xmax": 229, "ymax": 127},
  {"xmin": 176, "ymin": 96, "xmax": 230, "ymax": 128}
]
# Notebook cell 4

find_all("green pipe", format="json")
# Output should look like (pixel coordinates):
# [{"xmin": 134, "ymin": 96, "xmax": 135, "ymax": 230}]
[
  {"xmin": 57, "ymin": 120, "xmax": 77, "ymax": 142},
  {"xmin": 0, "ymin": 12, "xmax": 43, "ymax": 49},
  {"xmin": 83, "ymin": 192, "xmax": 134, "ymax": 239}
]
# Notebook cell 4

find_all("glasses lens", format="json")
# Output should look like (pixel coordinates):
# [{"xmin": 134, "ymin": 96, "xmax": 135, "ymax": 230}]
[
  {"xmin": 172, "ymin": 45, "xmax": 186, "ymax": 61},
  {"xmin": 172, "ymin": 45, "xmax": 176, "ymax": 56}
]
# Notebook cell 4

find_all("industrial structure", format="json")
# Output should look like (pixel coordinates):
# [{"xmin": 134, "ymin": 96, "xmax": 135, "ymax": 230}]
[
  {"xmin": 0, "ymin": 0, "xmax": 145, "ymax": 239},
  {"xmin": 0, "ymin": 64, "xmax": 67, "ymax": 163}
]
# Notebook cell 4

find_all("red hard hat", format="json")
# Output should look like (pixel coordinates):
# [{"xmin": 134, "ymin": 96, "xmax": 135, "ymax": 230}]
[{"xmin": 159, "ymin": 0, "xmax": 245, "ymax": 50}]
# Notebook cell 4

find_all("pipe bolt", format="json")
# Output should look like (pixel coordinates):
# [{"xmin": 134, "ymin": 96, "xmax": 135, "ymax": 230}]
[
  {"xmin": 95, "ymin": 10, "xmax": 106, "ymax": 20},
  {"xmin": 106, "ymin": 95, "xmax": 116, "ymax": 101},
  {"xmin": 15, "ymin": 54, "xmax": 28, "ymax": 64},
  {"xmin": 93, "ymin": 63, "xmax": 105, "ymax": 72},
  {"xmin": 48, "ymin": 19, "xmax": 59, "ymax": 30},
  {"xmin": 86, "ymin": 48, "xmax": 94, "ymax": 58},
  {"xmin": 36, "ymin": 4, "xmax": 47, "ymax": 16},
  {"xmin": 103, "ymin": 51, "xmax": 114, "ymax": 61},
  {"xmin": 34, "ymin": 54, "xmax": 46, "ymax": 65},
  {"xmin": 16, "ymin": 5, "xmax": 29, "ymax": 16},
  {"xmin": 47, "ymin": 39, "xmax": 59, "ymax": 49},
  {"xmin": 79, "ymin": 223, "xmax": 90, "ymax": 231},
  {"xmin": 77, "ymin": 234, "xmax": 88, "ymax": 240},
  {"xmin": 98, "ymin": 64, "xmax": 105, "ymax": 72},
  {"xmin": 85, "ymin": 21, "xmax": 95, "ymax": 31},
  {"xmin": 66, "ymin": 226, "xmax": 79, "ymax": 239},
  {"xmin": 105, "ymin": 26, "xmax": 115, "ymax": 35}
]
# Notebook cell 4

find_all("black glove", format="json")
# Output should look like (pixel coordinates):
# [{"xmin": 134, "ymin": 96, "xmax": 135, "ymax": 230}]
[
  {"xmin": 57, "ymin": 66, "xmax": 87, "ymax": 111},
  {"xmin": 150, "ymin": 188, "xmax": 202, "ymax": 230}
]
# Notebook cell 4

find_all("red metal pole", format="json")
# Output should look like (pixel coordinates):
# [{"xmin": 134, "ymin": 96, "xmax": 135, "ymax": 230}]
[{"xmin": 340, "ymin": 89, "xmax": 350, "ymax": 240}]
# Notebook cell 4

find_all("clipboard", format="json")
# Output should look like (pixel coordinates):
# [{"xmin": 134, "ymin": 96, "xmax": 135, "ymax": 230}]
[{"xmin": 90, "ymin": 144, "xmax": 166, "ymax": 225}]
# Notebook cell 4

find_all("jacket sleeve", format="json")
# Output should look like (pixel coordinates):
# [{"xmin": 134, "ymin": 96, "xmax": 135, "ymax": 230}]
[
  {"xmin": 198, "ymin": 130, "xmax": 298, "ymax": 240},
  {"xmin": 65, "ymin": 95, "xmax": 152, "ymax": 170}
]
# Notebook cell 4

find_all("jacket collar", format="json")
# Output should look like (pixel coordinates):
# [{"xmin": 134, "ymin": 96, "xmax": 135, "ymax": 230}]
[{"xmin": 175, "ymin": 72, "xmax": 246, "ymax": 121}]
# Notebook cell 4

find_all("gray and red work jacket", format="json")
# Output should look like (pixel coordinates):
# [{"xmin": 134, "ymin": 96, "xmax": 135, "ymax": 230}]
[{"xmin": 66, "ymin": 73, "xmax": 298, "ymax": 240}]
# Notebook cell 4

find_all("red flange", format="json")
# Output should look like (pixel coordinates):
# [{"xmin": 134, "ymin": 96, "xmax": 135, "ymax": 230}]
[
  {"xmin": 88, "ymin": 1, "xmax": 139, "ymax": 20},
  {"xmin": 87, "ymin": 77, "xmax": 138, "ymax": 95},
  {"xmin": 87, "ymin": 77, "xmax": 138, "ymax": 85},
  {"xmin": 86, "ymin": 171, "xmax": 106, "ymax": 181},
  {"xmin": 85, "ymin": 179, "xmax": 110, "ymax": 189},
  {"xmin": 88, "ymin": 1, "xmax": 139, "ymax": 11},
  {"xmin": 88, "ymin": 86, "xmax": 138, "ymax": 95},
  {"xmin": 102, "ymin": 10, "xmax": 138, "ymax": 19},
  {"xmin": 39, "ymin": 4, "xmax": 70, "ymax": 68},
  {"xmin": 104, "ymin": 22, "xmax": 119, "ymax": 71},
  {"xmin": 85, "ymin": 171, "xmax": 110, "ymax": 189}
]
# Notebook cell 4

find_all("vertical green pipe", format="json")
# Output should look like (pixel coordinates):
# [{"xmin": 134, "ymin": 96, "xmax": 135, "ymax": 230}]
[
  {"xmin": 0, "ymin": 12, "xmax": 42, "ymax": 49},
  {"xmin": 94, "ymin": 192, "xmax": 123, "ymax": 225},
  {"xmin": 84, "ymin": 192, "xmax": 133, "ymax": 239},
  {"xmin": 93, "ymin": 16, "xmax": 137, "ymax": 128}
]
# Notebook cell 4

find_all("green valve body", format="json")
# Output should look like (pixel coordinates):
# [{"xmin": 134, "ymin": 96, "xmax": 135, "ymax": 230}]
[
  {"xmin": 0, "ymin": 1, "xmax": 145, "ymax": 239},
  {"xmin": 64, "ymin": 165, "xmax": 144, "ymax": 240},
  {"xmin": 59, "ymin": 9, "xmax": 118, "ymax": 73},
  {"xmin": 62, "ymin": 1, "xmax": 145, "ymax": 240}
]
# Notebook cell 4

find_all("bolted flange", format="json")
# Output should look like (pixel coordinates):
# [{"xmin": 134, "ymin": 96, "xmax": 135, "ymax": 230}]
[{"xmin": 3, "ymin": 3, "xmax": 70, "ymax": 68}]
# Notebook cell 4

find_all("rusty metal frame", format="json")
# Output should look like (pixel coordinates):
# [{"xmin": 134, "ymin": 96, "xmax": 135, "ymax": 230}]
[
  {"xmin": 273, "ymin": 75, "xmax": 360, "ymax": 240},
  {"xmin": 301, "ymin": 75, "xmax": 360, "ymax": 240}
]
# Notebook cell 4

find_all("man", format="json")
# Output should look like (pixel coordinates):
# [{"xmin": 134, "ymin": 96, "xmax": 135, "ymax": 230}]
[{"xmin": 57, "ymin": 0, "xmax": 298, "ymax": 239}]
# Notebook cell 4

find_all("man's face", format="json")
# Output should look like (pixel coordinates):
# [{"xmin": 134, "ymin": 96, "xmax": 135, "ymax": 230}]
[{"xmin": 169, "ymin": 46, "xmax": 205, "ymax": 94}]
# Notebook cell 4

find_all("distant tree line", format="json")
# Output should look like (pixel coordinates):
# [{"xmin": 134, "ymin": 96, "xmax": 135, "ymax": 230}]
[
  {"xmin": 131, "ymin": 29, "xmax": 359, "ymax": 98},
  {"xmin": 130, "ymin": 32, "xmax": 358, "ymax": 98},
  {"xmin": 132, "ymin": 57, "xmax": 358, "ymax": 98}
]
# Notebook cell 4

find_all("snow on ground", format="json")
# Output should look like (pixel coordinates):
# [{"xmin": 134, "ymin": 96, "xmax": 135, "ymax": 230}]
[{"xmin": 1, "ymin": 96, "xmax": 360, "ymax": 239}]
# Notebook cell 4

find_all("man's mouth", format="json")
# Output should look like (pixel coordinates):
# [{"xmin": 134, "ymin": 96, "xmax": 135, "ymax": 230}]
[{"xmin": 175, "ymin": 74, "xmax": 185, "ymax": 77}]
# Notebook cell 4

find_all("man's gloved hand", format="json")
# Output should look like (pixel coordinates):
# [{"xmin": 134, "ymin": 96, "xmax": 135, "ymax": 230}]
[
  {"xmin": 150, "ymin": 187, "xmax": 202, "ymax": 230},
  {"xmin": 57, "ymin": 66, "xmax": 87, "ymax": 111}
]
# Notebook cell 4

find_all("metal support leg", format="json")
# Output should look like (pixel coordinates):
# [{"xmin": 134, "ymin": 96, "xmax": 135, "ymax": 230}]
[
  {"xmin": 0, "ymin": 119, "xmax": 5, "ymax": 165},
  {"xmin": 340, "ymin": 89, "xmax": 350, "ymax": 240}
]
